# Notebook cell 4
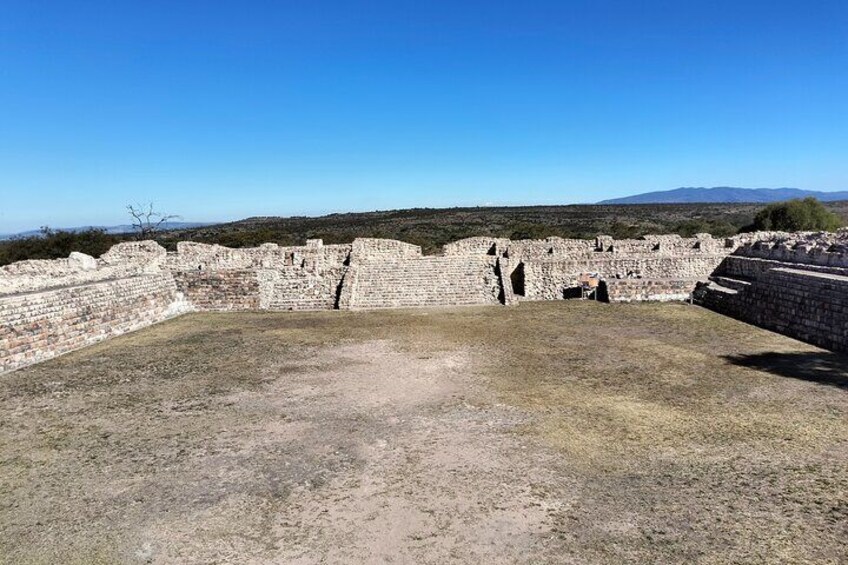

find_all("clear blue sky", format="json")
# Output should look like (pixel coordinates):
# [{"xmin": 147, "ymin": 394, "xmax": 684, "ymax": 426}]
[{"xmin": 2, "ymin": 1, "xmax": 847, "ymax": 232}]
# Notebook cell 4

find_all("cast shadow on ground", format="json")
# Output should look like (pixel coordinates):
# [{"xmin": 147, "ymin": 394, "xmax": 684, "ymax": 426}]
[{"xmin": 724, "ymin": 351, "xmax": 848, "ymax": 390}]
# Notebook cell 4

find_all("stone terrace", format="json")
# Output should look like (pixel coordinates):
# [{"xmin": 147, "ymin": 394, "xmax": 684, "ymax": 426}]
[{"xmin": 2, "ymin": 230, "xmax": 848, "ymax": 372}]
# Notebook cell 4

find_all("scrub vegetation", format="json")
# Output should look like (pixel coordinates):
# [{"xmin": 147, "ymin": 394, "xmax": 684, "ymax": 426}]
[
  {"xmin": 4, "ymin": 200, "xmax": 847, "ymax": 265},
  {"xmin": 749, "ymin": 197, "xmax": 844, "ymax": 232}
]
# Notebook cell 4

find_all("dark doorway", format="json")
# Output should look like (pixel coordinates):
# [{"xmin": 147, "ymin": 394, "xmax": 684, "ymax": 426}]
[
  {"xmin": 510, "ymin": 263, "xmax": 525, "ymax": 296},
  {"xmin": 563, "ymin": 286, "xmax": 582, "ymax": 299}
]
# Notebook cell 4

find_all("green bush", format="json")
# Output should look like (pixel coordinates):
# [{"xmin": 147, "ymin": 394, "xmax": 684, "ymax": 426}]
[
  {"xmin": 0, "ymin": 228, "xmax": 121, "ymax": 266},
  {"xmin": 750, "ymin": 198, "xmax": 843, "ymax": 232}
]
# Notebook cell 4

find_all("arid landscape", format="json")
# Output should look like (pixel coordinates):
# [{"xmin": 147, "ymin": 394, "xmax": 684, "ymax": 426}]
[
  {"xmin": 2, "ymin": 302, "xmax": 845, "ymax": 564},
  {"xmin": 6, "ymin": 201, "xmax": 848, "ymax": 265},
  {"xmin": 4, "ymin": 2, "xmax": 848, "ymax": 563}
]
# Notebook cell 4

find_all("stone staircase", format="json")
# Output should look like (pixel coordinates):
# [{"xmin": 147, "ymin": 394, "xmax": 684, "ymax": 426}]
[
  {"xmin": 708, "ymin": 274, "xmax": 752, "ymax": 293},
  {"xmin": 261, "ymin": 268, "xmax": 345, "ymax": 311},
  {"xmin": 346, "ymin": 256, "xmax": 502, "ymax": 309},
  {"xmin": 694, "ymin": 270, "xmax": 753, "ymax": 311},
  {"xmin": 694, "ymin": 256, "xmax": 848, "ymax": 352}
]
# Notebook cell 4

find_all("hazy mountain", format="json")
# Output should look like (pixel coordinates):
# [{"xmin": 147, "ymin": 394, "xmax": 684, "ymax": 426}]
[
  {"xmin": 0, "ymin": 222, "xmax": 213, "ymax": 241},
  {"xmin": 598, "ymin": 187, "xmax": 848, "ymax": 204}
]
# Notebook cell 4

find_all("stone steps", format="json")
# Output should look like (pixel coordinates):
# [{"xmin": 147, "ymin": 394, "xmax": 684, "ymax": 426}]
[
  {"xmin": 704, "ymin": 281, "xmax": 738, "ymax": 295},
  {"xmin": 266, "ymin": 292, "xmax": 334, "ymax": 311},
  {"xmin": 696, "ymin": 267, "xmax": 848, "ymax": 352},
  {"xmin": 261, "ymin": 268, "xmax": 345, "ymax": 311},
  {"xmin": 708, "ymin": 275, "xmax": 751, "ymax": 293},
  {"xmin": 265, "ymin": 277, "xmax": 334, "ymax": 310},
  {"xmin": 349, "ymin": 257, "xmax": 501, "ymax": 309}
]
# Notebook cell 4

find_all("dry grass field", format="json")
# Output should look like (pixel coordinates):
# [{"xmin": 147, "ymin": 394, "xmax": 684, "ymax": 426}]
[{"xmin": 1, "ymin": 302, "xmax": 846, "ymax": 564}]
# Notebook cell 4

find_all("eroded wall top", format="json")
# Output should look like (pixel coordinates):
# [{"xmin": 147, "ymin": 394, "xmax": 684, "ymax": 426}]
[{"xmin": 3, "ymin": 231, "xmax": 847, "ymax": 297}]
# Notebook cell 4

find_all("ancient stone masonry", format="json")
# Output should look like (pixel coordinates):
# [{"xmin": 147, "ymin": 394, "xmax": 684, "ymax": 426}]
[
  {"xmin": 2, "ymin": 230, "xmax": 847, "ymax": 372},
  {"xmin": 605, "ymin": 278, "xmax": 699, "ymax": 303},
  {"xmin": 694, "ymin": 229, "xmax": 848, "ymax": 352},
  {"xmin": 0, "ymin": 273, "xmax": 188, "ymax": 373}
]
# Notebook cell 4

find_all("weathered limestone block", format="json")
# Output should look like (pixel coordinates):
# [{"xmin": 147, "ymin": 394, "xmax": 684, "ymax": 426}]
[
  {"xmin": 443, "ymin": 237, "xmax": 511, "ymax": 256},
  {"xmin": 352, "ymin": 238, "xmax": 422, "ymax": 261},
  {"xmin": 69, "ymin": 252, "xmax": 97, "ymax": 271},
  {"xmin": 100, "ymin": 240, "xmax": 167, "ymax": 267}
]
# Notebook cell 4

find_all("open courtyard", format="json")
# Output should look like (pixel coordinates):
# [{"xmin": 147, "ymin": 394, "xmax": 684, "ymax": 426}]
[{"xmin": 1, "ymin": 301, "xmax": 846, "ymax": 564}]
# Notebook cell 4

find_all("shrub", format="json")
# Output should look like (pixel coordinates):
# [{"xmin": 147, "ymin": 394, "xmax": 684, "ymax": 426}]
[
  {"xmin": 750, "ymin": 198, "xmax": 843, "ymax": 232},
  {"xmin": 0, "ymin": 228, "xmax": 121, "ymax": 266}
]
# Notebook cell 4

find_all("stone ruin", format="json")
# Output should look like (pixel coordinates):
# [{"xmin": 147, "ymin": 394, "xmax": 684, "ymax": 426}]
[{"xmin": 2, "ymin": 231, "xmax": 847, "ymax": 373}]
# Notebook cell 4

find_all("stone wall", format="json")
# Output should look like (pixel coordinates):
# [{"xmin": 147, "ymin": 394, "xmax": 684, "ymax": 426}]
[
  {"xmin": 442, "ymin": 237, "xmax": 510, "ymax": 256},
  {"xmin": 0, "ymin": 274, "xmax": 186, "ymax": 373},
  {"xmin": 168, "ymin": 240, "xmax": 351, "ymax": 271},
  {"xmin": 694, "ymin": 230, "xmax": 848, "ymax": 352},
  {"xmin": 696, "ymin": 266, "xmax": 848, "ymax": 352},
  {"xmin": 438, "ymin": 234, "xmax": 739, "ymax": 303},
  {"xmin": 515, "ymin": 254, "xmax": 726, "ymax": 300},
  {"xmin": 173, "ymin": 270, "xmax": 261, "ymax": 311},
  {"xmin": 720, "ymin": 255, "xmax": 848, "ymax": 280},
  {"xmin": 345, "ymin": 256, "xmax": 502, "ymax": 309},
  {"xmin": 259, "ymin": 266, "xmax": 347, "ymax": 311},
  {"xmin": 4, "ymin": 230, "xmax": 847, "ymax": 373},
  {"xmin": 352, "ymin": 238, "xmax": 421, "ymax": 260},
  {"xmin": 605, "ymin": 278, "xmax": 700, "ymax": 303},
  {"xmin": 169, "ymin": 240, "xmax": 351, "ymax": 312},
  {"xmin": 0, "ymin": 241, "xmax": 166, "ymax": 296}
]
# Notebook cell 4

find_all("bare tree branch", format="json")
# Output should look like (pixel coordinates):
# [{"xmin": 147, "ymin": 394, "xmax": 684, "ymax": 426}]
[{"xmin": 127, "ymin": 203, "xmax": 181, "ymax": 240}]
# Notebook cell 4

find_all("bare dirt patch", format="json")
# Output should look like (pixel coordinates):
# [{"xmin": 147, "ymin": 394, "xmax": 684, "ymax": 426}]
[{"xmin": 1, "ymin": 302, "xmax": 846, "ymax": 563}]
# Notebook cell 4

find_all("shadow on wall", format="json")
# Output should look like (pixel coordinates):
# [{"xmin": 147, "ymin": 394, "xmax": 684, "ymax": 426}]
[
  {"xmin": 562, "ymin": 281, "xmax": 610, "ymax": 301},
  {"xmin": 724, "ymin": 351, "xmax": 848, "ymax": 390}
]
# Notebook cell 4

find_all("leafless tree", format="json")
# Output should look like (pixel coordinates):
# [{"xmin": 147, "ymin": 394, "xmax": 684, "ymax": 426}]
[{"xmin": 127, "ymin": 203, "xmax": 181, "ymax": 240}]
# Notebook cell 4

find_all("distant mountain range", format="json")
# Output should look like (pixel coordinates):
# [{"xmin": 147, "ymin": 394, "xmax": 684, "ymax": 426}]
[
  {"xmin": 0, "ymin": 222, "xmax": 212, "ymax": 241},
  {"xmin": 5, "ymin": 187, "xmax": 848, "ymax": 239},
  {"xmin": 598, "ymin": 187, "xmax": 848, "ymax": 204}
]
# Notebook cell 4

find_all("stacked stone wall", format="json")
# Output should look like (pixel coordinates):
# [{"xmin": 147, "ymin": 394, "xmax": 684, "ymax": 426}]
[
  {"xmin": 0, "ymin": 241, "xmax": 166, "ymax": 296},
  {"xmin": 443, "ymin": 237, "xmax": 511, "ymax": 256},
  {"xmin": 697, "ymin": 266, "xmax": 848, "ymax": 352},
  {"xmin": 720, "ymin": 256, "xmax": 848, "ymax": 280},
  {"xmin": 169, "ymin": 241, "xmax": 349, "ymax": 270},
  {"xmin": 4, "ymin": 230, "xmax": 848, "ymax": 373},
  {"xmin": 605, "ymin": 278, "xmax": 700, "ymax": 303},
  {"xmin": 499, "ymin": 234, "xmax": 731, "ymax": 259},
  {"xmin": 168, "ymin": 241, "xmax": 351, "ymax": 311},
  {"xmin": 348, "ymin": 256, "xmax": 501, "ymax": 309},
  {"xmin": 520, "ymin": 255, "xmax": 726, "ymax": 300},
  {"xmin": 733, "ymin": 240, "xmax": 848, "ymax": 269},
  {"xmin": 352, "ymin": 238, "xmax": 421, "ymax": 261},
  {"xmin": 695, "ymin": 229, "xmax": 848, "ymax": 351},
  {"xmin": 260, "ymin": 267, "xmax": 347, "ymax": 311},
  {"xmin": 173, "ymin": 270, "xmax": 260, "ymax": 311},
  {"xmin": 0, "ymin": 274, "xmax": 185, "ymax": 373},
  {"xmin": 504, "ymin": 238, "xmax": 595, "ymax": 257}
]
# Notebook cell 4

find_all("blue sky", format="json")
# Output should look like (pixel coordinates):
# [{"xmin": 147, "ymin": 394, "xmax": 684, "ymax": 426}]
[{"xmin": 1, "ymin": 1, "xmax": 847, "ymax": 232}]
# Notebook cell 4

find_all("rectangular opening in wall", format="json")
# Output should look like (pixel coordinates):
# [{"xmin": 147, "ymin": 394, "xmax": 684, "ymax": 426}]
[{"xmin": 510, "ymin": 263, "xmax": 525, "ymax": 296}]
